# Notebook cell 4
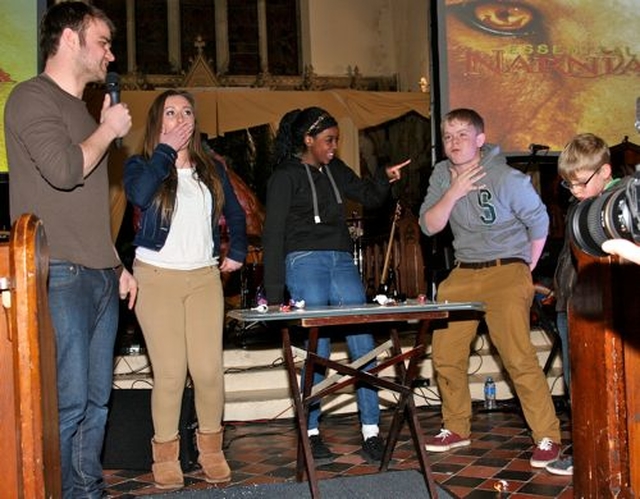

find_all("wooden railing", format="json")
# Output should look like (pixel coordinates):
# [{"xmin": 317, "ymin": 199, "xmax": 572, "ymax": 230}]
[{"xmin": 0, "ymin": 214, "xmax": 61, "ymax": 498}]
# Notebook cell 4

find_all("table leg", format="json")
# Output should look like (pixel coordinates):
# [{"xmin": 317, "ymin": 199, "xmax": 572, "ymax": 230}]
[
  {"xmin": 381, "ymin": 327, "xmax": 412, "ymax": 469},
  {"xmin": 405, "ymin": 391, "xmax": 438, "ymax": 498},
  {"xmin": 383, "ymin": 324, "xmax": 439, "ymax": 498},
  {"xmin": 281, "ymin": 326, "xmax": 320, "ymax": 498}
]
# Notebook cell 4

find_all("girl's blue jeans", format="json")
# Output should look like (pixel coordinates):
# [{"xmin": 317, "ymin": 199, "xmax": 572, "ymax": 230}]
[{"xmin": 285, "ymin": 250, "xmax": 380, "ymax": 430}]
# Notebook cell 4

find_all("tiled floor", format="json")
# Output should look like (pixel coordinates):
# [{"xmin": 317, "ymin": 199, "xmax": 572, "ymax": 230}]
[{"xmin": 103, "ymin": 398, "xmax": 573, "ymax": 498}]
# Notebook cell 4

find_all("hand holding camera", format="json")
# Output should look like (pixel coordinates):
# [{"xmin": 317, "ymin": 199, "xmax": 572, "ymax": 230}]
[
  {"xmin": 601, "ymin": 238, "xmax": 640, "ymax": 264},
  {"xmin": 569, "ymin": 174, "xmax": 640, "ymax": 257}
]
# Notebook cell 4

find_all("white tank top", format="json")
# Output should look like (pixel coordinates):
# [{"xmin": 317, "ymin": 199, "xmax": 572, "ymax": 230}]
[{"xmin": 136, "ymin": 168, "xmax": 217, "ymax": 269}]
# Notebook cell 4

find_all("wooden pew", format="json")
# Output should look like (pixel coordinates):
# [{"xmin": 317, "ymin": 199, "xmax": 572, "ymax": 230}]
[
  {"xmin": 0, "ymin": 214, "xmax": 61, "ymax": 498},
  {"xmin": 570, "ymin": 249, "xmax": 640, "ymax": 497}
]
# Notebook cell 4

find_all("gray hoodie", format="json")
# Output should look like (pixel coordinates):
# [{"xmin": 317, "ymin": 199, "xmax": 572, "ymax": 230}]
[{"xmin": 419, "ymin": 144, "xmax": 549, "ymax": 263}]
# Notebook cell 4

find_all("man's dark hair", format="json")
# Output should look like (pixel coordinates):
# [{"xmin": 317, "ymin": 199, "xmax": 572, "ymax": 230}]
[{"xmin": 40, "ymin": 1, "xmax": 115, "ymax": 61}]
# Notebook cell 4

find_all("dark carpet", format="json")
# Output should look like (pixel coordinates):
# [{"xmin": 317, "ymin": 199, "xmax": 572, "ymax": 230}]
[{"xmin": 143, "ymin": 469, "xmax": 454, "ymax": 498}]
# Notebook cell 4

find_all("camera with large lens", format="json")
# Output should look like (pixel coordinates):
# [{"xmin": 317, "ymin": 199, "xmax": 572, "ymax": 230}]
[{"xmin": 568, "ymin": 174, "xmax": 640, "ymax": 257}]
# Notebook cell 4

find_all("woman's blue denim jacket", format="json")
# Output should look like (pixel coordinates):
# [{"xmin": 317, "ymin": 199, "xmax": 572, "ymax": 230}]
[{"xmin": 124, "ymin": 143, "xmax": 247, "ymax": 263}]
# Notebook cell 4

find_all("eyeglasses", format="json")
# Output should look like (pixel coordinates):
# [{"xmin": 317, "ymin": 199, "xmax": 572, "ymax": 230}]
[{"xmin": 560, "ymin": 166, "xmax": 601, "ymax": 191}]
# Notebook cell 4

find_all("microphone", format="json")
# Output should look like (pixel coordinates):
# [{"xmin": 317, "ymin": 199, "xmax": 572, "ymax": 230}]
[
  {"xmin": 529, "ymin": 143, "xmax": 549, "ymax": 152},
  {"xmin": 105, "ymin": 72, "xmax": 122, "ymax": 148}
]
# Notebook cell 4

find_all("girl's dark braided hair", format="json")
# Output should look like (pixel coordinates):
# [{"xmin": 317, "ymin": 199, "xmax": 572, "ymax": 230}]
[{"xmin": 272, "ymin": 106, "xmax": 338, "ymax": 165}]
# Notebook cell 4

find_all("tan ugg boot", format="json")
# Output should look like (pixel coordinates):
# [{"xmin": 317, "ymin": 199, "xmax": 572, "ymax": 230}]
[
  {"xmin": 197, "ymin": 429, "xmax": 231, "ymax": 483},
  {"xmin": 151, "ymin": 437, "xmax": 184, "ymax": 489}
]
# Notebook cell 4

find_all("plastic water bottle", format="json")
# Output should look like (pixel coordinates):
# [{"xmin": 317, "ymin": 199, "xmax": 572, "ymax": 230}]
[{"xmin": 484, "ymin": 376, "xmax": 497, "ymax": 410}]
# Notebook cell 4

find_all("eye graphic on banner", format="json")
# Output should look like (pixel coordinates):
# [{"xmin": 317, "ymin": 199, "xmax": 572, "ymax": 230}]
[{"xmin": 436, "ymin": 0, "xmax": 640, "ymax": 154}]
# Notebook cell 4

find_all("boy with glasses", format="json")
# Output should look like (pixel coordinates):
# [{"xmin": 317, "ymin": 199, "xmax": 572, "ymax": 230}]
[{"xmin": 546, "ymin": 132, "xmax": 619, "ymax": 476}]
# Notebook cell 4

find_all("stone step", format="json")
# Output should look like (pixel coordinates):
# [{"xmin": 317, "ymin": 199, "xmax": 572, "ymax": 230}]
[
  {"xmin": 113, "ymin": 327, "xmax": 565, "ymax": 422},
  {"xmin": 219, "ymin": 345, "xmax": 559, "ymax": 392},
  {"xmin": 222, "ymin": 367, "xmax": 566, "ymax": 422},
  {"xmin": 220, "ymin": 327, "xmax": 556, "ymax": 369}
]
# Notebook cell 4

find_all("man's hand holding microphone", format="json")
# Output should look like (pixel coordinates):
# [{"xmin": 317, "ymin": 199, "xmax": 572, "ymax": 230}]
[{"xmin": 101, "ymin": 72, "xmax": 131, "ymax": 148}]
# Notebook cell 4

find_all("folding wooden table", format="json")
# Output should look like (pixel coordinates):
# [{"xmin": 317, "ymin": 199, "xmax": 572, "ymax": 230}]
[{"xmin": 227, "ymin": 300, "xmax": 484, "ymax": 498}]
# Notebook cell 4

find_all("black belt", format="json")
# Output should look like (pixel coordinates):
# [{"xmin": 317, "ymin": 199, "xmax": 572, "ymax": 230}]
[{"xmin": 457, "ymin": 258, "xmax": 526, "ymax": 269}]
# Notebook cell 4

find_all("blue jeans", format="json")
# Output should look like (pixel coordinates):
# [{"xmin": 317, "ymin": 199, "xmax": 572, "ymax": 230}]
[
  {"xmin": 48, "ymin": 261, "xmax": 119, "ymax": 499},
  {"xmin": 556, "ymin": 311, "xmax": 570, "ymax": 396},
  {"xmin": 285, "ymin": 250, "xmax": 380, "ymax": 430}
]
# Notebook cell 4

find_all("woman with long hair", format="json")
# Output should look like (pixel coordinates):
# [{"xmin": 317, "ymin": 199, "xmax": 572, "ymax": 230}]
[{"xmin": 124, "ymin": 89, "xmax": 247, "ymax": 489}]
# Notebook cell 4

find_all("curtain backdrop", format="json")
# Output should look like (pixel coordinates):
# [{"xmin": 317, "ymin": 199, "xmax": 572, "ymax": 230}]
[{"xmin": 110, "ymin": 89, "xmax": 430, "ymax": 239}]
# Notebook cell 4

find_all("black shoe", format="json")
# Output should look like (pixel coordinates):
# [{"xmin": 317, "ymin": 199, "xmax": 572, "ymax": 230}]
[
  {"xmin": 361, "ymin": 435, "xmax": 385, "ymax": 463},
  {"xmin": 309, "ymin": 435, "xmax": 334, "ymax": 465}
]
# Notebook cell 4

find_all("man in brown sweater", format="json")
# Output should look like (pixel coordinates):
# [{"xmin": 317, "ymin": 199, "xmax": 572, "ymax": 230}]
[{"xmin": 4, "ymin": 2, "xmax": 135, "ymax": 497}]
